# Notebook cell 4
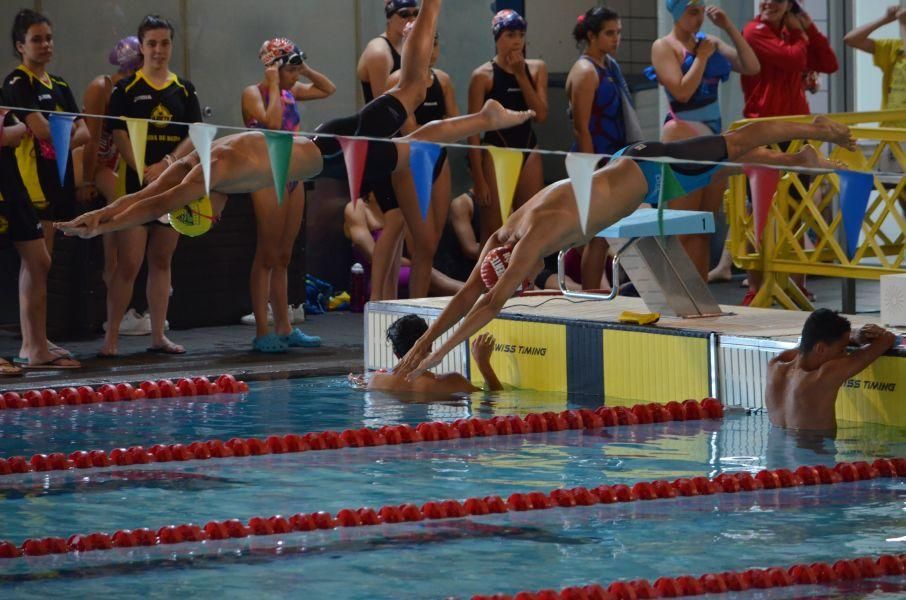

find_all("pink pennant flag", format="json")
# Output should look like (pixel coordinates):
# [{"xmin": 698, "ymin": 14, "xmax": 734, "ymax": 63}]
[
  {"xmin": 338, "ymin": 137, "xmax": 369, "ymax": 206},
  {"xmin": 743, "ymin": 166, "xmax": 781, "ymax": 245}
]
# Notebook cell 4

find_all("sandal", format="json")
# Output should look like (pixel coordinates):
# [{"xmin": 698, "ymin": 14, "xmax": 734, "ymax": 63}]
[
  {"xmin": 252, "ymin": 333, "xmax": 289, "ymax": 354},
  {"xmin": 0, "ymin": 358, "xmax": 23, "ymax": 377},
  {"xmin": 282, "ymin": 328, "xmax": 321, "ymax": 348},
  {"xmin": 21, "ymin": 356, "xmax": 81, "ymax": 370}
]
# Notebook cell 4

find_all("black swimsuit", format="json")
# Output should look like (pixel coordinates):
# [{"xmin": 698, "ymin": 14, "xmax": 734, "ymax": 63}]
[
  {"xmin": 482, "ymin": 61, "xmax": 537, "ymax": 154},
  {"xmin": 354, "ymin": 36, "xmax": 402, "ymax": 212},
  {"xmin": 413, "ymin": 69, "xmax": 448, "ymax": 182}
]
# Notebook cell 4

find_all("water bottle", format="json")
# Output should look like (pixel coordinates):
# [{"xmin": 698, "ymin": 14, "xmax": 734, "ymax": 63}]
[{"xmin": 350, "ymin": 263, "xmax": 366, "ymax": 313}]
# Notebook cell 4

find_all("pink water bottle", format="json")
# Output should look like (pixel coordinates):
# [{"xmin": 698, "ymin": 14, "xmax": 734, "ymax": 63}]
[{"xmin": 350, "ymin": 263, "xmax": 366, "ymax": 312}]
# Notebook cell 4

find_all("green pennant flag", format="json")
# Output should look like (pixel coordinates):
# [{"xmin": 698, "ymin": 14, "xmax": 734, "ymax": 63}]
[
  {"xmin": 263, "ymin": 131, "xmax": 294, "ymax": 205},
  {"xmin": 658, "ymin": 163, "xmax": 687, "ymax": 239}
]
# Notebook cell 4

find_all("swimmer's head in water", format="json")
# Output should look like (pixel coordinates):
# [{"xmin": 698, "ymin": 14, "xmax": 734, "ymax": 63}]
[
  {"xmin": 109, "ymin": 36, "xmax": 142, "ymax": 73},
  {"xmin": 387, "ymin": 314, "xmax": 429, "ymax": 359},
  {"xmin": 259, "ymin": 38, "xmax": 305, "ymax": 68},
  {"xmin": 800, "ymin": 308, "xmax": 850, "ymax": 356},
  {"xmin": 666, "ymin": 0, "xmax": 703, "ymax": 22},
  {"xmin": 492, "ymin": 9, "xmax": 527, "ymax": 40},
  {"xmin": 385, "ymin": 0, "xmax": 419, "ymax": 19}
]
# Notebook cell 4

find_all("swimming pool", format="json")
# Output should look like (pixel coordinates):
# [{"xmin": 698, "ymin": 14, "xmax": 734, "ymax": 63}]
[{"xmin": 0, "ymin": 377, "xmax": 904, "ymax": 598}]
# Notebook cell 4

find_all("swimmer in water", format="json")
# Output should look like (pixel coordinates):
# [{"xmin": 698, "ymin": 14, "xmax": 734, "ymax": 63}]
[
  {"xmin": 365, "ymin": 314, "xmax": 503, "ymax": 393},
  {"xmin": 393, "ymin": 116, "xmax": 855, "ymax": 380},
  {"xmin": 766, "ymin": 309, "xmax": 897, "ymax": 433}
]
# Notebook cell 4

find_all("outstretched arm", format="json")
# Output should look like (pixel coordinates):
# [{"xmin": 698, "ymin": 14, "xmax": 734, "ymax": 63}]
[{"xmin": 402, "ymin": 235, "xmax": 540, "ymax": 381}]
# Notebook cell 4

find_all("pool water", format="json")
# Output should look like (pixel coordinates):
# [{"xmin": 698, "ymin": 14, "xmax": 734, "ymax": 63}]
[{"xmin": 0, "ymin": 377, "xmax": 904, "ymax": 598}]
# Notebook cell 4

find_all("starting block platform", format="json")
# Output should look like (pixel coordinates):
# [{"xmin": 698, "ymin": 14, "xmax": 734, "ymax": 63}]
[{"xmin": 365, "ymin": 296, "xmax": 906, "ymax": 427}]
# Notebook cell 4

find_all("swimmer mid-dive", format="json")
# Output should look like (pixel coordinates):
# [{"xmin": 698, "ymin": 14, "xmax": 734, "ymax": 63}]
[
  {"xmin": 363, "ymin": 314, "xmax": 503, "ymax": 393},
  {"xmin": 766, "ymin": 309, "xmax": 897, "ymax": 433},
  {"xmin": 56, "ymin": 0, "xmax": 534, "ymax": 238},
  {"xmin": 394, "ymin": 116, "xmax": 856, "ymax": 380}
]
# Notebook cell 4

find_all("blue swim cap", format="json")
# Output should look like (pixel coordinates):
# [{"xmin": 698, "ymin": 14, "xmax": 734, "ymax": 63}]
[
  {"xmin": 666, "ymin": 0, "xmax": 703, "ymax": 21},
  {"xmin": 385, "ymin": 0, "xmax": 418, "ymax": 18},
  {"xmin": 492, "ymin": 9, "xmax": 527, "ymax": 40}
]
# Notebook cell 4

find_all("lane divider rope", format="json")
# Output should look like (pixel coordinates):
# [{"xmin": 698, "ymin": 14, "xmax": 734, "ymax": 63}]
[
  {"xmin": 471, "ymin": 553, "xmax": 906, "ymax": 599},
  {"xmin": 0, "ymin": 455, "xmax": 900, "ymax": 560},
  {"xmin": 0, "ymin": 399, "xmax": 723, "ymax": 477},
  {"xmin": 0, "ymin": 374, "xmax": 248, "ymax": 411}
]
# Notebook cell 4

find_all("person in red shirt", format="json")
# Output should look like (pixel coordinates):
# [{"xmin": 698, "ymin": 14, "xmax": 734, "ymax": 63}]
[
  {"xmin": 741, "ymin": 0, "xmax": 838, "ymax": 119},
  {"xmin": 739, "ymin": 0, "xmax": 838, "ymax": 305}
]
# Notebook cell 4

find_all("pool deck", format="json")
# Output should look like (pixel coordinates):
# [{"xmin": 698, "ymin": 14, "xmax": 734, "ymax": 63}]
[{"xmin": 0, "ymin": 311, "xmax": 365, "ymax": 392}]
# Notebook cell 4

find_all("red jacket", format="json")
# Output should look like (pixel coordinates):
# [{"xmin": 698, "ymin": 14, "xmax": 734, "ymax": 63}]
[{"xmin": 741, "ymin": 18, "xmax": 838, "ymax": 119}]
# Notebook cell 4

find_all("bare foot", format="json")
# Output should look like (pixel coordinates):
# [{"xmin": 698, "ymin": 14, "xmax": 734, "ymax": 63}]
[
  {"xmin": 707, "ymin": 267, "xmax": 733, "ymax": 283},
  {"xmin": 798, "ymin": 145, "xmax": 848, "ymax": 171},
  {"xmin": 480, "ymin": 99, "xmax": 534, "ymax": 131},
  {"xmin": 813, "ymin": 116, "xmax": 856, "ymax": 151}
]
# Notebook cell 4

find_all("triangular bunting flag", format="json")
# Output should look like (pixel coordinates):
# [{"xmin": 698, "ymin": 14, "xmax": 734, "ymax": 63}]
[
  {"xmin": 743, "ymin": 165, "xmax": 781, "ymax": 245},
  {"xmin": 263, "ymin": 130, "xmax": 294, "ymax": 205},
  {"xmin": 125, "ymin": 117, "xmax": 149, "ymax": 185},
  {"xmin": 48, "ymin": 113, "xmax": 75, "ymax": 185},
  {"xmin": 838, "ymin": 169, "xmax": 875, "ymax": 259},
  {"xmin": 409, "ymin": 141, "xmax": 443, "ymax": 220},
  {"xmin": 338, "ymin": 137, "xmax": 369, "ymax": 206},
  {"xmin": 657, "ymin": 163, "xmax": 687, "ymax": 238},
  {"xmin": 487, "ymin": 146, "xmax": 524, "ymax": 221},
  {"xmin": 188, "ymin": 123, "xmax": 217, "ymax": 197},
  {"xmin": 565, "ymin": 152, "xmax": 605, "ymax": 235}
]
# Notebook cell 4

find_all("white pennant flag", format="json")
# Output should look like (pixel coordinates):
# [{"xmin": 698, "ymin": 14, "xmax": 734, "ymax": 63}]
[
  {"xmin": 188, "ymin": 123, "xmax": 218, "ymax": 196},
  {"xmin": 565, "ymin": 152, "xmax": 605, "ymax": 235}
]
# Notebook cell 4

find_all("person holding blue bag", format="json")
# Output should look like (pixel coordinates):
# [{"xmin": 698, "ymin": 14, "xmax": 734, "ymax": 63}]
[{"xmin": 647, "ymin": 0, "xmax": 759, "ymax": 281}]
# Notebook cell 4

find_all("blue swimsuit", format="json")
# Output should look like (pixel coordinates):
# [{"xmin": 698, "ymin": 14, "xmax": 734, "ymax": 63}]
[
  {"xmin": 645, "ymin": 33, "xmax": 732, "ymax": 134},
  {"xmin": 569, "ymin": 56, "xmax": 627, "ymax": 156}
]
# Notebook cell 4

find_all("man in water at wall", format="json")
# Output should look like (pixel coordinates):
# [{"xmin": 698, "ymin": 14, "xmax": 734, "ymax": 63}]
[
  {"xmin": 765, "ymin": 309, "xmax": 897, "ymax": 432},
  {"xmin": 367, "ymin": 314, "xmax": 503, "ymax": 393}
]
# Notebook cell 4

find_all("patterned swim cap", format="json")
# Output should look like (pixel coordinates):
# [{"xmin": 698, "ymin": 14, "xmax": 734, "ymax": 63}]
[
  {"xmin": 259, "ymin": 38, "xmax": 305, "ymax": 67},
  {"xmin": 108, "ymin": 36, "xmax": 142, "ymax": 73},
  {"xmin": 492, "ymin": 9, "xmax": 527, "ymax": 40},
  {"xmin": 666, "ymin": 0, "xmax": 703, "ymax": 21},
  {"xmin": 385, "ymin": 0, "xmax": 418, "ymax": 18}
]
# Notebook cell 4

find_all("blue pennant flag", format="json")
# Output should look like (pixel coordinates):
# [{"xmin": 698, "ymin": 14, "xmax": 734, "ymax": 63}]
[
  {"xmin": 837, "ymin": 169, "xmax": 874, "ymax": 259},
  {"xmin": 49, "ymin": 113, "xmax": 76, "ymax": 185},
  {"xmin": 409, "ymin": 141, "xmax": 443, "ymax": 219}
]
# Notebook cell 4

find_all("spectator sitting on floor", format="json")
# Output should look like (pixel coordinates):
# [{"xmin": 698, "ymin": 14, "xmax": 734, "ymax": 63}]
[
  {"xmin": 343, "ymin": 197, "xmax": 463, "ymax": 299},
  {"xmin": 766, "ymin": 309, "xmax": 897, "ymax": 432},
  {"xmin": 366, "ymin": 314, "xmax": 503, "ymax": 393}
]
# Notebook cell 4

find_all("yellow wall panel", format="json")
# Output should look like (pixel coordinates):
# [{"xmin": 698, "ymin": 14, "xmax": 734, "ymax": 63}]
[
  {"xmin": 837, "ymin": 357, "xmax": 906, "ymax": 427},
  {"xmin": 469, "ymin": 320, "xmax": 567, "ymax": 392},
  {"xmin": 603, "ymin": 330, "xmax": 709, "ymax": 403}
]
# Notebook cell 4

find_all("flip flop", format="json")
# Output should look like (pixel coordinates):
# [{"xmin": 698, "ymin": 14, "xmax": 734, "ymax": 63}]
[
  {"xmin": 13, "ymin": 347, "xmax": 74, "ymax": 365},
  {"xmin": 146, "ymin": 344, "xmax": 186, "ymax": 355},
  {"xmin": 0, "ymin": 358, "xmax": 23, "ymax": 377},
  {"xmin": 21, "ymin": 356, "xmax": 81, "ymax": 370}
]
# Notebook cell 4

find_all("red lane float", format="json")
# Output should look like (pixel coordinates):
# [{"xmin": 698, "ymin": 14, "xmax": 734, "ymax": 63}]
[
  {"xmin": 0, "ymin": 398, "xmax": 724, "ymax": 477},
  {"xmin": 0, "ymin": 374, "xmax": 247, "ymax": 411},
  {"xmin": 471, "ymin": 553, "xmax": 906, "ymax": 600},
  {"xmin": 0, "ymin": 456, "xmax": 900, "ymax": 560}
]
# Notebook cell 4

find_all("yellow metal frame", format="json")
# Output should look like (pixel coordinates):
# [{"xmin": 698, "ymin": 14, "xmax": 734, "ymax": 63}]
[{"xmin": 726, "ymin": 110, "xmax": 906, "ymax": 309}]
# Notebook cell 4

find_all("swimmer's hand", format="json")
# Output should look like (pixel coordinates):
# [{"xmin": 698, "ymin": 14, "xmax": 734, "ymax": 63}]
[
  {"xmin": 395, "ymin": 339, "xmax": 431, "ymax": 380},
  {"xmin": 470, "ymin": 332, "xmax": 496, "ymax": 365},
  {"xmin": 55, "ymin": 211, "xmax": 104, "ymax": 238},
  {"xmin": 404, "ymin": 351, "xmax": 443, "ymax": 383}
]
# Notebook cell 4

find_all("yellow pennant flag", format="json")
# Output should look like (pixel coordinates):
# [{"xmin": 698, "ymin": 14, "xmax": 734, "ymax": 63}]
[
  {"xmin": 487, "ymin": 145, "xmax": 524, "ymax": 221},
  {"xmin": 125, "ymin": 117, "xmax": 149, "ymax": 185}
]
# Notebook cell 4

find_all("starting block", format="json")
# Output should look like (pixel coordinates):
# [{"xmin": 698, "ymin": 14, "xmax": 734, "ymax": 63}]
[{"xmin": 557, "ymin": 208, "xmax": 724, "ymax": 318}]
